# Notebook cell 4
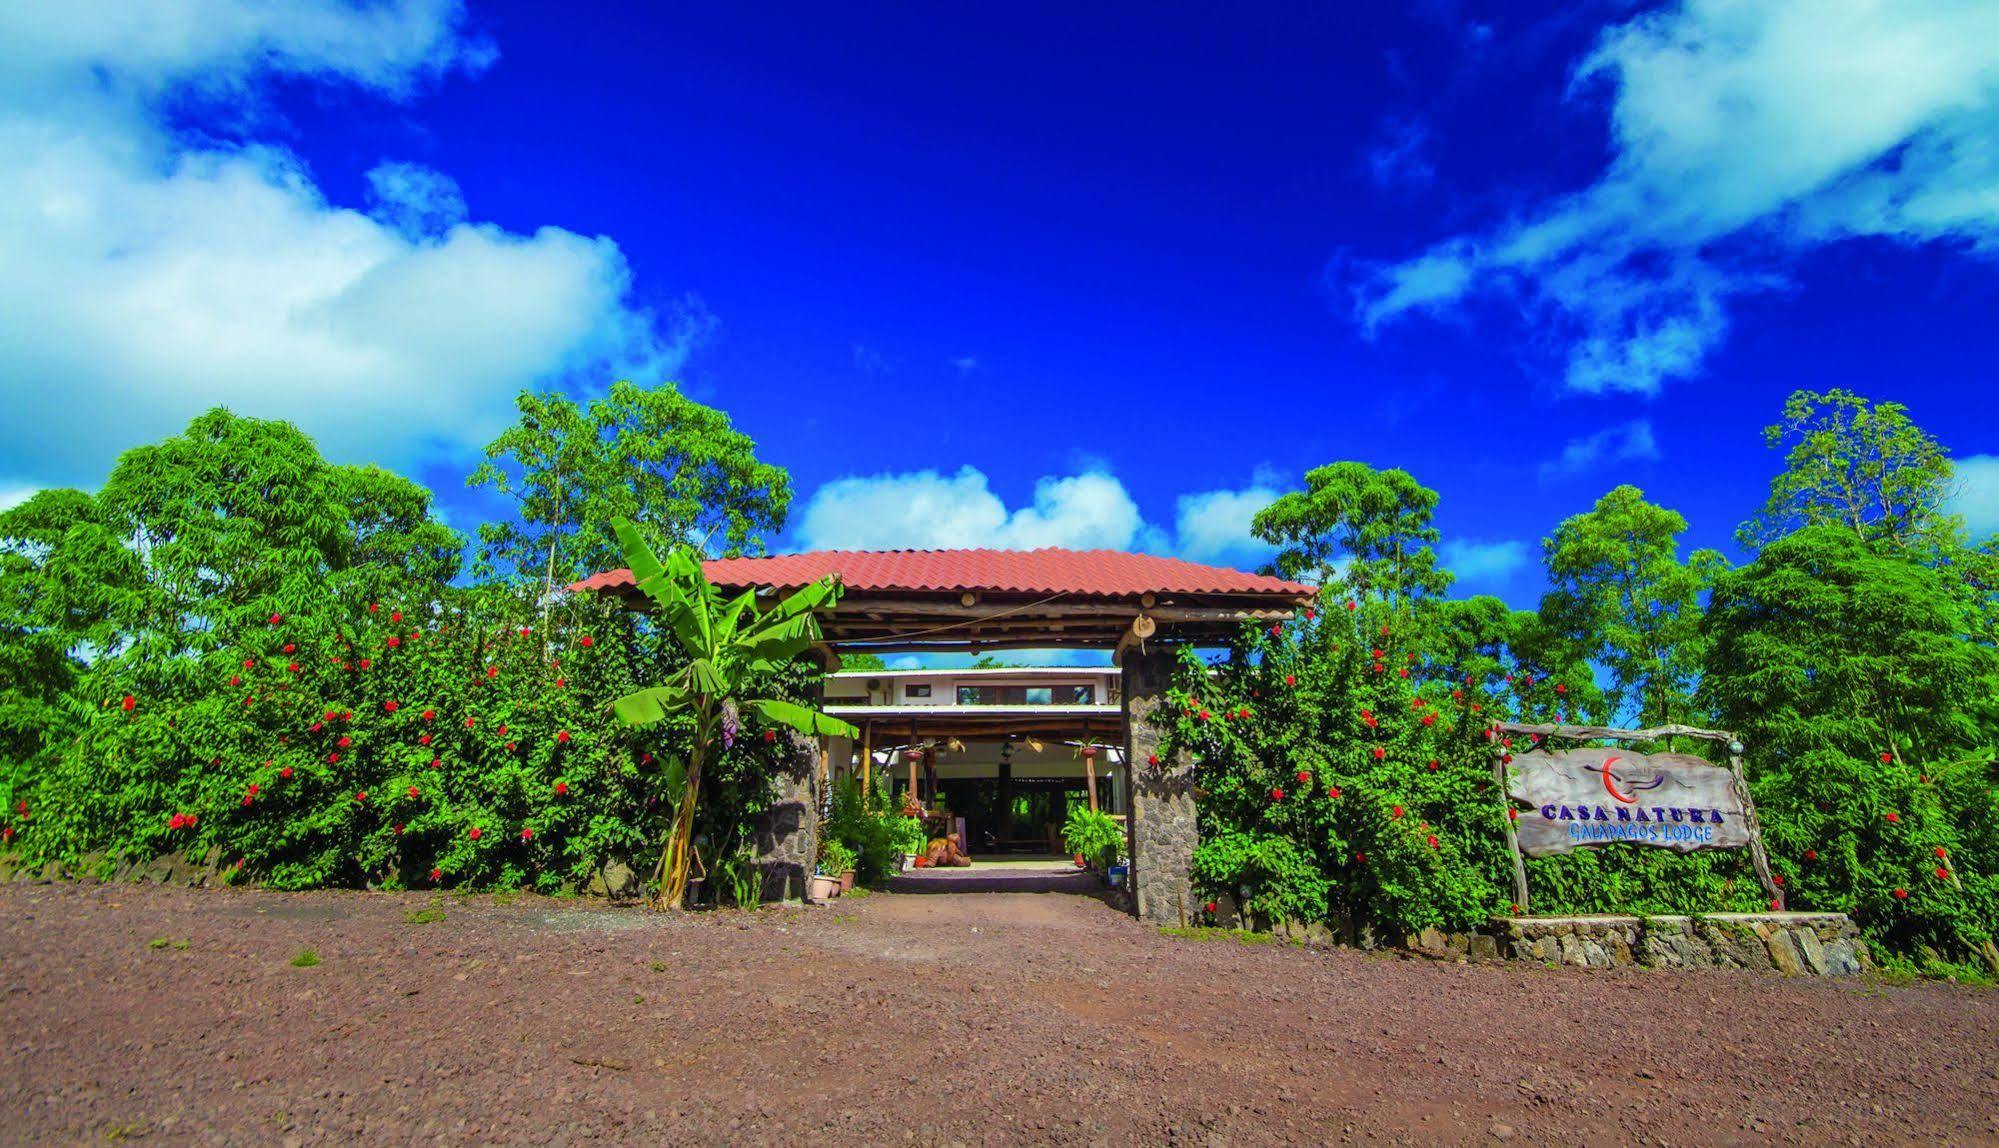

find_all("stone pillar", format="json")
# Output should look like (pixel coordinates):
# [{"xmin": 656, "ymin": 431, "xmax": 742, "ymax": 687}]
[
  {"xmin": 751, "ymin": 730, "xmax": 819, "ymax": 903},
  {"xmin": 1123, "ymin": 648, "xmax": 1197, "ymax": 924}
]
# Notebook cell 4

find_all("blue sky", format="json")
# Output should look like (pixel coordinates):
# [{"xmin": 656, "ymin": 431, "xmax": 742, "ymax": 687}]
[{"xmin": 4, "ymin": 0, "xmax": 1999, "ymax": 614}]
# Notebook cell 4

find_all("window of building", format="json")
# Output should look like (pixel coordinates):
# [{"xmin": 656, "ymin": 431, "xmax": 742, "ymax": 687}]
[
  {"xmin": 954, "ymin": 684, "xmax": 1088, "ymax": 706},
  {"xmin": 904, "ymin": 684, "xmax": 931, "ymax": 699}
]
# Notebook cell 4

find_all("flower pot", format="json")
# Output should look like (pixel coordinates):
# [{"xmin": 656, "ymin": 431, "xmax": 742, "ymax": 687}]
[
  {"xmin": 1074, "ymin": 853, "xmax": 1087, "ymax": 869},
  {"xmin": 839, "ymin": 869, "xmax": 855, "ymax": 893},
  {"xmin": 913, "ymin": 856, "xmax": 929, "ymax": 868},
  {"xmin": 809, "ymin": 874, "xmax": 840, "ymax": 902}
]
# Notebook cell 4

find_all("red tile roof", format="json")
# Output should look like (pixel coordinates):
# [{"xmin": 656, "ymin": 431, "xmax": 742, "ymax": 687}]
[{"xmin": 568, "ymin": 548, "xmax": 1314, "ymax": 601}]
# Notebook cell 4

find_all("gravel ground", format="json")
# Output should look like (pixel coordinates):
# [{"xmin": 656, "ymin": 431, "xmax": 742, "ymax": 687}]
[{"xmin": 1, "ymin": 881, "xmax": 1995, "ymax": 1145}]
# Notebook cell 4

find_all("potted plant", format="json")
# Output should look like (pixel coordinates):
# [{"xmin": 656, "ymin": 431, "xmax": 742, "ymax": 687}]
[
  {"xmin": 1062, "ymin": 806, "xmax": 1126, "ymax": 877},
  {"xmin": 821, "ymin": 839, "xmax": 859, "ymax": 895}
]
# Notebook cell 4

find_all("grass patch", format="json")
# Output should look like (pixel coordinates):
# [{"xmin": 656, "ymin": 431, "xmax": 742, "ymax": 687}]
[
  {"xmin": 289, "ymin": 948, "xmax": 321, "ymax": 968},
  {"xmin": 404, "ymin": 905, "xmax": 446, "ymax": 925},
  {"xmin": 147, "ymin": 937, "xmax": 169, "ymax": 950},
  {"xmin": 1159, "ymin": 925, "xmax": 1277, "ymax": 946},
  {"xmin": 843, "ymin": 886, "xmax": 871, "ymax": 900},
  {"xmin": 649, "ymin": 960, "xmax": 668, "ymax": 973}
]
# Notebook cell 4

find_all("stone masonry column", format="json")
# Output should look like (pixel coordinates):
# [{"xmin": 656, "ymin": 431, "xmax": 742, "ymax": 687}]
[
  {"xmin": 751, "ymin": 729, "xmax": 819, "ymax": 903},
  {"xmin": 1123, "ymin": 648, "xmax": 1197, "ymax": 924}
]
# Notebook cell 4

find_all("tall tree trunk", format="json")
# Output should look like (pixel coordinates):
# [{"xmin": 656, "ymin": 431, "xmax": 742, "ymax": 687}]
[{"xmin": 655, "ymin": 738, "xmax": 706, "ymax": 910}]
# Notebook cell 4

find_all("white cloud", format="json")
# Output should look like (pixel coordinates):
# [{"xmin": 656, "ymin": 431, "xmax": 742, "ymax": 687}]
[
  {"xmin": 0, "ymin": 0, "xmax": 694, "ymax": 489},
  {"xmin": 1174, "ymin": 484, "xmax": 1280, "ymax": 564},
  {"xmin": 0, "ymin": 486, "xmax": 38, "ymax": 513},
  {"xmin": 1356, "ymin": 0, "xmax": 1999, "ymax": 393},
  {"xmin": 1538, "ymin": 419, "xmax": 1660, "ymax": 483},
  {"xmin": 795, "ymin": 466, "xmax": 1300, "ymax": 565},
  {"xmin": 951, "ymin": 356, "xmax": 979, "ymax": 373},
  {"xmin": 796, "ymin": 466, "xmax": 1160, "ymax": 552},
  {"xmin": 1954, "ymin": 454, "xmax": 1999, "ymax": 539},
  {"xmin": 1441, "ymin": 539, "xmax": 1528, "ymax": 584}
]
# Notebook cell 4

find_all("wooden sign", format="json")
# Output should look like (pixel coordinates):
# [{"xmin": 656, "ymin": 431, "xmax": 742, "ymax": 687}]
[{"xmin": 1505, "ymin": 747, "xmax": 1752, "ymax": 857}]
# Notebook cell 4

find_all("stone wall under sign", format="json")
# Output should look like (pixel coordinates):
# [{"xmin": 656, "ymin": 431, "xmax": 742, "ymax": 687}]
[{"xmin": 1403, "ymin": 912, "xmax": 1871, "ymax": 976}]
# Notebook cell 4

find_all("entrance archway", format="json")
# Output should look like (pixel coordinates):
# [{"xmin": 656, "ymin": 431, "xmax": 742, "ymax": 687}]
[{"xmin": 573, "ymin": 547, "xmax": 1313, "ymax": 922}]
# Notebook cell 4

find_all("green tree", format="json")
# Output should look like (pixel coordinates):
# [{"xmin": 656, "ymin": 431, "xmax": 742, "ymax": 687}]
[
  {"xmin": 0, "ymin": 489, "xmax": 145, "ymax": 768},
  {"xmin": 468, "ymin": 382, "xmax": 791, "ymax": 597},
  {"xmin": 1702, "ymin": 525, "xmax": 1998, "ymax": 971},
  {"xmin": 1538, "ymin": 486, "xmax": 1725, "ymax": 726},
  {"xmin": 1739, "ymin": 389, "xmax": 1959, "ymax": 553},
  {"xmin": 1252, "ymin": 463, "xmax": 1452, "ymax": 605},
  {"xmin": 606, "ymin": 520, "xmax": 856, "ymax": 908}
]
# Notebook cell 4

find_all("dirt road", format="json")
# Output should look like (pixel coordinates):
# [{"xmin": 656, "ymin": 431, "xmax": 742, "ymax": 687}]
[{"xmin": 1, "ymin": 881, "xmax": 1994, "ymax": 1144}]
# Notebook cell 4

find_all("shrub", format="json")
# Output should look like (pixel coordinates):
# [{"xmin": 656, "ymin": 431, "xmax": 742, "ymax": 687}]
[{"xmin": 1061, "ymin": 806, "xmax": 1126, "ymax": 867}]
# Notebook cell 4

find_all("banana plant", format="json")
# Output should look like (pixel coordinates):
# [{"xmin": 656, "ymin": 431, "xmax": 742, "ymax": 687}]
[{"xmin": 607, "ymin": 518, "xmax": 858, "ymax": 908}]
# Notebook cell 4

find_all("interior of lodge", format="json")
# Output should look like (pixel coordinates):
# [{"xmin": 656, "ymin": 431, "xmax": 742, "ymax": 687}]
[{"xmin": 821, "ymin": 666, "xmax": 1127, "ymax": 857}]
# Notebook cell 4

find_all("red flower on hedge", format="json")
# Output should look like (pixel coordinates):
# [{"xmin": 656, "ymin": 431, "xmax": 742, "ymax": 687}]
[
  {"xmin": 486, "ymin": 665, "xmax": 500, "ymax": 679},
  {"xmin": 1371, "ymin": 746, "xmax": 1386, "ymax": 760},
  {"xmin": 282, "ymin": 643, "xmax": 296, "ymax": 655},
  {"xmin": 467, "ymin": 827, "xmax": 482, "ymax": 841},
  {"xmin": 268, "ymin": 613, "xmax": 283, "ymax": 625},
  {"xmin": 407, "ymin": 786, "xmax": 420, "ymax": 800},
  {"xmin": 1390, "ymin": 805, "xmax": 1404, "ymax": 819},
  {"xmin": 430, "ymin": 867, "xmax": 442, "ymax": 882},
  {"xmin": 246, "ymin": 784, "xmax": 259, "ymax": 798},
  {"xmin": 557, "ymin": 730, "xmax": 572, "ymax": 744},
  {"xmin": 243, "ymin": 658, "xmax": 256, "ymax": 669},
  {"xmin": 418, "ymin": 733, "xmax": 432, "ymax": 747},
  {"xmin": 353, "ymin": 790, "xmax": 366, "ymax": 803},
  {"xmin": 1354, "ymin": 851, "xmax": 1366, "ymax": 863},
  {"xmin": 1507, "ymin": 808, "xmax": 1518, "ymax": 821},
  {"xmin": 430, "ymin": 758, "xmax": 442, "ymax": 770},
  {"xmin": 168, "ymin": 813, "xmax": 185, "ymax": 830},
  {"xmin": 386, "ymin": 636, "xmax": 401, "ymax": 648},
  {"xmin": 121, "ymin": 694, "xmax": 136, "ymax": 712},
  {"xmin": 1284, "ymin": 674, "xmax": 1296, "ymax": 687},
  {"xmin": 1420, "ymin": 713, "xmax": 1435, "ymax": 727},
  {"xmin": 1773, "ymin": 874, "xmax": 1784, "ymax": 886},
  {"xmin": 327, "ymin": 753, "xmax": 340, "ymax": 764},
  {"xmin": 287, "ymin": 662, "xmax": 300, "ymax": 674},
  {"xmin": 520, "ymin": 827, "xmax": 534, "ymax": 841},
  {"xmin": 555, "ymin": 678, "xmax": 567, "ymax": 689},
  {"xmin": 1361, "ymin": 709, "xmax": 1376, "ymax": 727},
  {"xmin": 229, "ymin": 675, "xmax": 241, "ymax": 687},
  {"xmin": 464, "ymin": 717, "xmax": 477, "ymax": 729},
  {"xmin": 279, "ymin": 766, "xmax": 293, "ymax": 779},
  {"xmin": 1893, "ymin": 888, "xmax": 1909, "ymax": 900},
  {"xmin": 1426, "ymin": 835, "xmax": 1438, "ymax": 849},
  {"xmin": 1936, "ymin": 867, "xmax": 1950, "ymax": 880},
  {"xmin": 1328, "ymin": 786, "xmax": 1340, "ymax": 799},
  {"xmin": 1295, "ymin": 770, "xmax": 1310, "ymax": 785},
  {"xmin": 1880, "ymin": 752, "xmax": 1893, "ymax": 764},
  {"xmin": 1804, "ymin": 848, "xmax": 1817, "ymax": 861},
  {"xmin": 1146, "ymin": 753, "xmax": 1159, "ymax": 767},
  {"xmin": 554, "ymin": 780, "xmax": 569, "ymax": 796},
  {"xmin": 383, "ymin": 700, "xmax": 398, "ymax": 713},
  {"xmin": 1426, "ymin": 759, "xmax": 1439, "ymax": 771},
  {"xmin": 1199, "ymin": 710, "xmax": 1211, "ymax": 722},
  {"xmin": 390, "ymin": 610, "xmax": 403, "ymax": 623},
  {"xmin": 420, "ymin": 709, "xmax": 435, "ymax": 722},
  {"xmin": 497, "ymin": 724, "xmax": 508, "ymax": 736},
  {"xmin": 579, "ymin": 635, "xmax": 594, "ymax": 648},
  {"xmin": 1885, "ymin": 812, "xmax": 1900, "ymax": 823},
  {"xmin": 1269, "ymin": 786, "xmax": 1285, "ymax": 802},
  {"xmin": 1204, "ymin": 901, "xmax": 1218, "ymax": 914},
  {"xmin": 335, "ymin": 735, "xmax": 351, "ymax": 749}
]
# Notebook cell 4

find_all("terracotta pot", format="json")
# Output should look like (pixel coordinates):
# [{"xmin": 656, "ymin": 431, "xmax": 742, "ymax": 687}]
[
  {"xmin": 809, "ymin": 874, "xmax": 840, "ymax": 901},
  {"xmin": 1074, "ymin": 853, "xmax": 1087, "ymax": 868},
  {"xmin": 913, "ymin": 856, "xmax": 929, "ymax": 868},
  {"xmin": 839, "ymin": 870, "xmax": 855, "ymax": 893}
]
